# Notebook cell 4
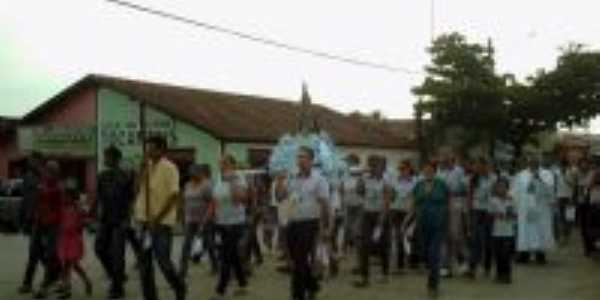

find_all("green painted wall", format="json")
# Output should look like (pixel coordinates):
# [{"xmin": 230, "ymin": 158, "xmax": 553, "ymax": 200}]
[
  {"xmin": 97, "ymin": 88, "xmax": 222, "ymax": 175},
  {"xmin": 223, "ymin": 143, "xmax": 250, "ymax": 168},
  {"xmin": 174, "ymin": 120, "xmax": 221, "ymax": 178}
]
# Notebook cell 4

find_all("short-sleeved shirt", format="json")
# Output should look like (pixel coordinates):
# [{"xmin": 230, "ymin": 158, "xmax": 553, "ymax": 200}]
[
  {"xmin": 342, "ymin": 176, "xmax": 362, "ymax": 208},
  {"xmin": 489, "ymin": 196, "xmax": 516, "ymax": 237},
  {"xmin": 413, "ymin": 178, "xmax": 448, "ymax": 231},
  {"xmin": 391, "ymin": 176, "xmax": 416, "ymax": 211},
  {"xmin": 287, "ymin": 170, "xmax": 329, "ymax": 222},
  {"xmin": 437, "ymin": 166, "xmax": 466, "ymax": 196},
  {"xmin": 362, "ymin": 175, "xmax": 391, "ymax": 213},
  {"xmin": 135, "ymin": 157, "xmax": 181, "ymax": 226},
  {"xmin": 214, "ymin": 174, "xmax": 246, "ymax": 225},
  {"xmin": 472, "ymin": 176, "xmax": 493, "ymax": 211},
  {"xmin": 184, "ymin": 180, "xmax": 212, "ymax": 224}
]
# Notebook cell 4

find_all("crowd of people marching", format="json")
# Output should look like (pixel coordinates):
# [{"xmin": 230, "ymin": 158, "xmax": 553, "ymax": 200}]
[{"xmin": 13, "ymin": 135, "xmax": 600, "ymax": 300}]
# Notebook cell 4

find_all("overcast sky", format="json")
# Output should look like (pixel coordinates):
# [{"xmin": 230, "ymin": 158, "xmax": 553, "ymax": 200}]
[{"xmin": 1, "ymin": 0, "xmax": 599, "ymax": 131}]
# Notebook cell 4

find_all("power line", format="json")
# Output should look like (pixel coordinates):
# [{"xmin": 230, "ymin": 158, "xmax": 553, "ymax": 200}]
[{"xmin": 105, "ymin": 0, "xmax": 420, "ymax": 74}]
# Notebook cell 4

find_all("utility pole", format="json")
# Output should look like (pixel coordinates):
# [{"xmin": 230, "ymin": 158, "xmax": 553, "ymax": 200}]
[
  {"xmin": 430, "ymin": 0, "xmax": 436, "ymax": 43},
  {"xmin": 416, "ymin": 97, "xmax": 427, "ymax": 164}
]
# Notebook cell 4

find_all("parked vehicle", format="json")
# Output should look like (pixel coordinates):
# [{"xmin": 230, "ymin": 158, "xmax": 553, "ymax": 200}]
[{"xmin": 0, "ymin": 179, "xmax": 24, "ymax": 231}]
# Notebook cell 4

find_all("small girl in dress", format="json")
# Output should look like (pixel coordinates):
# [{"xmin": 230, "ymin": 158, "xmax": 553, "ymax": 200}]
[{"xmin": 56, "ymin": 188, "xmax": 93, "ymax": 299}]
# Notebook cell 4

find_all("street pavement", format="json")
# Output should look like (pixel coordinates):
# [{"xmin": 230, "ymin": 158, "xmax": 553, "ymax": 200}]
[{"xmin": 0, "ymin": 233, "xmax": 599, "ymax": 300}]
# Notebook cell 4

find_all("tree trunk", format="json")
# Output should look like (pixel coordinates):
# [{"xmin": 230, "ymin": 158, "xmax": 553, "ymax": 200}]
[
  {"xmin": 513, "ymin": 141, "xmax": 523, "ymax": 161},
  {"xmin": 489, "ymin": 134, "xmax": 496, "ymax": 161}
]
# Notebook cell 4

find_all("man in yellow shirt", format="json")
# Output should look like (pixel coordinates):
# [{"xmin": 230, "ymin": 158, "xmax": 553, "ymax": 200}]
[{"xmin": 135, "ymin": 136, "xmax": 186, "ymax": 300}]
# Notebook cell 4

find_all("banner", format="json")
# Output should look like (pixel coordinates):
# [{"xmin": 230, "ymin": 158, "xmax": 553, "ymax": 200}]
[{"xmin": 18, "ymin": 126, "xmax": 96, "ymax": 156}]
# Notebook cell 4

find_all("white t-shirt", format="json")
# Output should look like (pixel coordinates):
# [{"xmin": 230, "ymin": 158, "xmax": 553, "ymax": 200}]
[
  {"xmin": 342, "ymin": 175, "xmax": 362, "ymax": 208},
  {"xmin": 489, "ymin": 196, "xmax": 516, "ymax": 237},
  {"xmin": 286, "ymin": 170, "xmax": 330, "ymax": 221}
]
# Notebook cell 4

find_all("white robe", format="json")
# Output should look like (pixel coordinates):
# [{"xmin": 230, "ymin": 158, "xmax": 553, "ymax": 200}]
[{"xmin": 511, "ymin": 169, "xmax": 556, "ymax": 252}]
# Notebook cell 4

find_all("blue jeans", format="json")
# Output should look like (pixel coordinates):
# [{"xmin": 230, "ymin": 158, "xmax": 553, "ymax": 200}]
[
  {"xmin": 138, "ymin": 225, "xmax": 185, "ymax": 300},
  {"xmin": 421, "ymin": 224, "xmax": 444, "ymax": 290},
  {"xmin": 469, "ymin": 210, "xmax": 493, "ymax": 273}
]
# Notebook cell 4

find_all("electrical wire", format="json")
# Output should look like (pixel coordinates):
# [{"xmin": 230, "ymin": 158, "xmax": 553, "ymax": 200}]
[{"xmin": 105, "ymin": 0, "xmax": 420, "ymax": 74}]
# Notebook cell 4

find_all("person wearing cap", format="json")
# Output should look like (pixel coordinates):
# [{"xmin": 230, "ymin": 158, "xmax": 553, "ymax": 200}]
[
  {"xmin": 179, "ymin": 163, "xmax": 215, "ymax": 279},
  {"xmin": 93, "ymin": 146, "xmax": 135, "ymax": 299}
]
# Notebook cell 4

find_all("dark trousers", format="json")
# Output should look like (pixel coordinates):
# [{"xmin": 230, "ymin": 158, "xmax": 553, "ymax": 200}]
[
  {"xmin": 244, "ymin": 218, "xmax": 263, "ymax": 266},
  {"xmin": 557, "ymin": 198, "xmax": 574, "ymax": 242},
  {"xmin": 578, "ymin": 203, "xmax": 596, "ymax": 255},
  {"xmin": 287, "ymin": 220, "xmax": 319, "ymax": 300},
  {"xmin": 359, "ymin": 212, "xmax": 391, "ymax": 279},
  {"xmin": 126, "ymin": 226, "xmax": 143, "ymax": 262},
  {"xmin": 421, "ymin": 225, "xmax": 444, "ymax": 289},
  {"xmin": 409, "ymin": 221, "xmax": 422, "ymax": 268},
  {"xmin": 32, "ymin": 224, "xmax": 60, "ymax": 290},
  {"xmin": 391, "ymin": 211, "xmax": 407, "ymax": 270},
  {"xmin": 179, "ymin": 222, "xmax": 218, "ymax": 278},
  {"xmin": 469, "ymin": 210, "xmax": 493, "ymax": 273},
  {"xmin": 215, "ymin": 224, "xmax": 247, "ymax": 295},
  {"xmin": 95, "ymin": 224, "xmax": 126, "ymax": 292},
  {"xmin": 22, "ymin": 225, "xmax": 44, "ymax": 287},
  {"xmin": 138, "ymin": 225, "xmax": 184, "ymax": 300},
  {"xmin": 345, "ymin": 206, "xmax": 363, "ymax": 249},
  {"xmin": 493, "ymin": 237, "xmax": 513, "ymax": 281}
]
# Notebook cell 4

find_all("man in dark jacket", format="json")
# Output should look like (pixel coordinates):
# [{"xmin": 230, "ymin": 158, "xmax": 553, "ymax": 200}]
[{"xmin": 94, "ymin": 146, "xmax": 135, "ymax": 299}]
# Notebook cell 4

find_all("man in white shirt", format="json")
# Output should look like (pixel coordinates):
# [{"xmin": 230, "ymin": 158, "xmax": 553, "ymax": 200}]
[{"xmin": 275, "ymin": 146, "xmax": 331, "ymax": 300}]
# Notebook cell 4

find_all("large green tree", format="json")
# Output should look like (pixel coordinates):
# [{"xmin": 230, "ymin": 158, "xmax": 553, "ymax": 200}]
[
  {"xmin": 413, "ymin": 32, "xmax": 506, "ymax": 158},
  {"xmin": 414, "ymin": 34, "xmax": 600, "ymax": 161}
]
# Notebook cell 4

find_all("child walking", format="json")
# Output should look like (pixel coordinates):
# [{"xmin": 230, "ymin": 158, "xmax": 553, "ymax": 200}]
[
  {"xmin": 489, "ymin": 178, "xmax": 517, "ymax": 284},
  {"xmin": 56, "ymin": 188, "xmax": 93, "ymax": 299}
]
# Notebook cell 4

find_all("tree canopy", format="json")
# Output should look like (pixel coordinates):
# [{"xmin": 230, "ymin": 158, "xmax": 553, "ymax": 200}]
[{"xmin": 413, "ymin": 33, "xmax": 600, "ymax": 160}]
